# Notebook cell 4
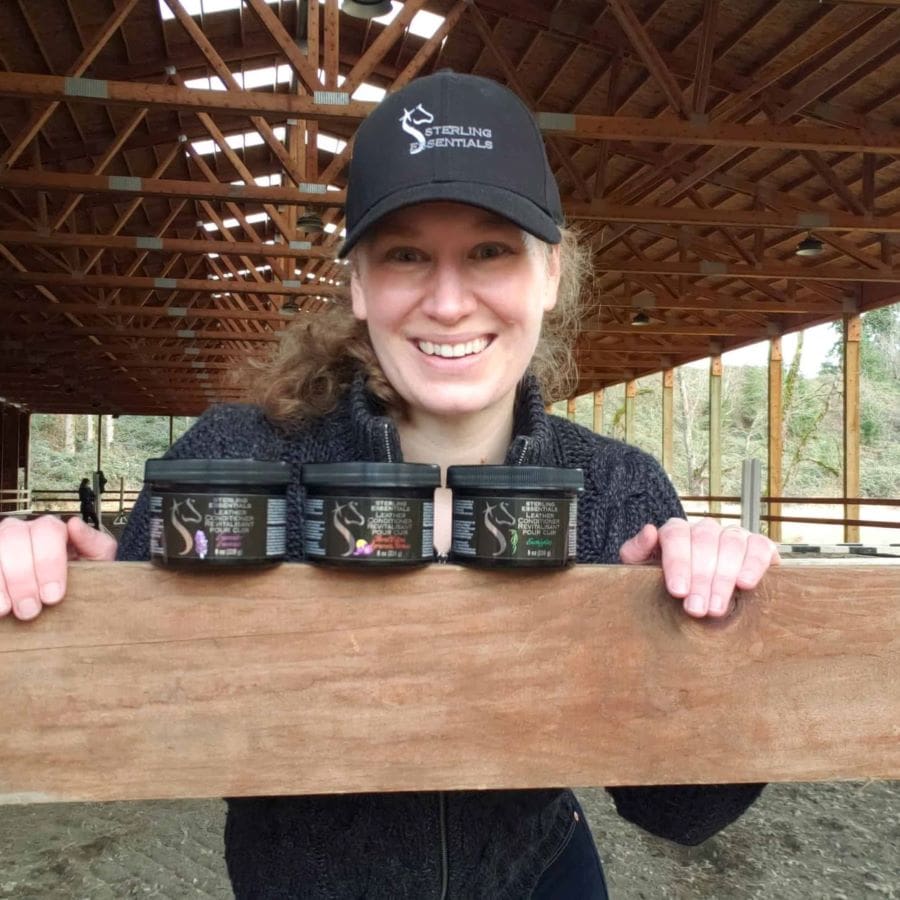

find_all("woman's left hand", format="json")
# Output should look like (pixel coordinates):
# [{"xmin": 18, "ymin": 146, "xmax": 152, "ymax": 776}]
[{"xmin": 619, "ymin": 517, "xmax": 780, "ymax": 618}]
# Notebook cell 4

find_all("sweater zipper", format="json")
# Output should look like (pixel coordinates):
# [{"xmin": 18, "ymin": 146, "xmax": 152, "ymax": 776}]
[
  {"xmin": 438, "ymin": 792, "xmax": 448, "ymax": 900},
  {"xmin": 514, "ymin": 436, "xmax": 534, "ymax": 466},
  {"xmin": 380, "ymin": 420, "xmax": 395, "ymax": 463}
]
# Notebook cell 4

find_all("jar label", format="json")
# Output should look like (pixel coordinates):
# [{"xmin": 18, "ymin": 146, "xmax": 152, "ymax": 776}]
[
  {"xmin": 150, "ymin": 492, "xmax": 286, "ymax": 562},
  {"xmin": 452, "ymin": 496, "xmax": 577, "ymax": 562},
  {"xmin": 303, "ymin": 495, "xmax": 433, "ymax": 561}
]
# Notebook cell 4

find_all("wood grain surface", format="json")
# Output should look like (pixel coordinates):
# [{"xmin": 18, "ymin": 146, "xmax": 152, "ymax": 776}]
[{"xmin": 1, "ymin": 561, "xmax": 897, "ymax": 804}]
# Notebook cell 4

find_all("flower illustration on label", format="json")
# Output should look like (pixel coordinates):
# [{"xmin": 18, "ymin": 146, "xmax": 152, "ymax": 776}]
[
  {"xmin": 194, "ymin": 529, "xmax": 209, "ymax": 560},
  {"xmin": 333, "ymin": 501, "xmax": 367, "ymax": 557}
]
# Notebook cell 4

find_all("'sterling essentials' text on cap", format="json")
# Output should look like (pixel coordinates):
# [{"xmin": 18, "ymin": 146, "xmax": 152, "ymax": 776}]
[{"xmin": 338, "ymin": 71, "xmax": 563, "ymax": 257}]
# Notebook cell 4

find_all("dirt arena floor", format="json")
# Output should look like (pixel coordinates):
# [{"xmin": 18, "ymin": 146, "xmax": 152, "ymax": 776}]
[{"xmin": 1, "ymin": 780, "xmax": 896, "ymax": 899}]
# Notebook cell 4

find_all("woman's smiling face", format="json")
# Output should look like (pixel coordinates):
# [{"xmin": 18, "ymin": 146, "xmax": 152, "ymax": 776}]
[{"xmin": 350, "ymin": 201, "xmax": 561, "ymax": 420}]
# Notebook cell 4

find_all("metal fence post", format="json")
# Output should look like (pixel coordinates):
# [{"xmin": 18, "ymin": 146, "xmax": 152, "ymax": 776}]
[{"xmin": 741, "ymin": 459, "xmax": 762, "ymax": 534}]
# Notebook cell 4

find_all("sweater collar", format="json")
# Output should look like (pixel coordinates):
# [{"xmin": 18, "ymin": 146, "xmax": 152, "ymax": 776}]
[{"xmin": 345, "ymin": 372, "xmax": 554, "ymax": 465}]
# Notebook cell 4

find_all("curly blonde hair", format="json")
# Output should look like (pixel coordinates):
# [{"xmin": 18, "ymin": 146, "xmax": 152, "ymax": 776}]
[{"xmin": 247, "ymin": 226, "xmax": 591, "ymax": 427}]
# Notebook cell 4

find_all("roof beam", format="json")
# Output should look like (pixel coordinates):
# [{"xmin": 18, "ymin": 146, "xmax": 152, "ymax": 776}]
[
  {"xmin": 468, "ymin": 4, "xmax": 593, "ymax": 200},
  {"xmin": 0, "ymin": 169, "xmax": 343, "ymax": 206},
  {"xmin": 4, "ymin": 271, "xmax": 337, "ymax": 296},
  {"xmin": 50, "ymin": 107, "xmax": 150, "ymax": 232},
  {"xmin": 599, "ymin": 290, "xmax": 837, "ymax": 316},
  {"xmin": 161, "ymin": 0, "xmax": 335, "ymax": 191},
  {"xmin": 4, "ymin": 73, "xmax": 900, "ymax": 154},
  {"xmin": 79, "ymin": 142, "xmax": 183, "ymax": 275},
  {"xmin": 0, "ymin": 229, "xmax": 333, "ymax": 258},
  {"xmin": 0, "ymin": 321, "xmax": 282, "ymax": 342},
  {"xmin": 341, "ymin": 0, "xmax": 431, "ymax": 95},
  {"xmin": 606, "ymin": 0, "xmax": 691, "ymax": 118},
  {"xmin": 240, "ymin": 0, "xmax": 323, "ymax": 94},
  {"xmin": 565, "ymin": 201, "xmax": 899, "ymax": 233},
  {"xmin": 0, "ymin": 299, "xmax": 294, "ymax": 323},
  {"xmin": 597, "ymin": 260, "xmax": 900, "ymax": 283},
  {"xmin": 771, "ymin": 21, "xmax": 900, "ymax": 124},
  {"xmin": 0, "ymin": 0, "xmax": 141, "ymax": 169},
  {"xmin": 537, "ymin": 112, "xmax": 900, "ymax": 155},
  {"xmin": 691, "ymin": 0, "xmax": 719, "ymax": 116}
]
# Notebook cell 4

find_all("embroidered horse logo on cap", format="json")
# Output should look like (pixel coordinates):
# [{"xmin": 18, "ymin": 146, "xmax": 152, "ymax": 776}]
[{"xmin": 400, "ymin": 104, "xmax": 435, "ymax": 155}]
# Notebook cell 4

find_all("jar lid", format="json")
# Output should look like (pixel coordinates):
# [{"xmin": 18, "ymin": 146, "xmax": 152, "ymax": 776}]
[
  {"xmin": 447, "ymin": 465, "xmax": 584, "ymax": 492},
  {"xmin": 144, "ymin": 458, "xmax": 291, "ymax": 486},
  {"xmin": 301, "ymin": 462, "xmax": 441, "ymax": 489}
]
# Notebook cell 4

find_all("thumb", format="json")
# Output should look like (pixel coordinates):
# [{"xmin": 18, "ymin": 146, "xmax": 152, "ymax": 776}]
[
  {"xmin": 619, "ymin": 523, "xmax": 659, "ymax": 565},
  {"xmin": 67, "ymin": 516, "xmax": 118, "ymax": 561}
]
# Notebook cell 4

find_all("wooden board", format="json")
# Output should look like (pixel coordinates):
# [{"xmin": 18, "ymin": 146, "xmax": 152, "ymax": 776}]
[{"xmin": 1, "ymin": 562, "xmax": 898, "ymax": 805}]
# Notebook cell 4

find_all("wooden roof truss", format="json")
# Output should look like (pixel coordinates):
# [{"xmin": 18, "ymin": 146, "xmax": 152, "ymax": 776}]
[{"xmin": 0, "ymin": 0, "xmax": 897, "ymax": 413}]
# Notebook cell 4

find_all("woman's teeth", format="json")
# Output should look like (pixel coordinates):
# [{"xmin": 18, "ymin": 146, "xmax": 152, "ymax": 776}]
[{"xmin": 417, "ymin": 337, "xmax": 490, "ymax": 359}]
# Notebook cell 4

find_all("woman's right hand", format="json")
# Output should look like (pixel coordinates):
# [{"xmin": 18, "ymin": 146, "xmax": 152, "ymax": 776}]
[{"xmin": 0, "ymin": 516, "xmax": 118, "ymax": 621}]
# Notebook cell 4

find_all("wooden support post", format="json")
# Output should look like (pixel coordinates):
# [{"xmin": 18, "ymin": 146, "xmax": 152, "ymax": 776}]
[
  {"xmin": 95, "ymin": 415, "xmax": 102, "ymax": 473},
  {"xmin": 624, "ymin": 380, "xmax": 637, "ymax": 444},
  {"xmin": 566, "ymin": 397, "xmax": 577, "ymax": 422},
  {"xmin": 1, "ymin": 562, "xmax": 897, "ymax": 804},
  {"xmin": 662, "ymin": 369, "xmax": 674, "ymax": 474},
  {"xmin": 592, "ymin": 389, "xmax": 604, "ymax": 434},
  {"xmin": 323, "ymin": 0, "xmax": 340, "ymax": 91},
  {"xmin": 19, "ymin": 410, "xmax": 30, "ymax": 506},
  {"xmin": 768, "ymin": 338, "xmax": 783, "ymax": 542},
  {"xmin": 709, "ymin": 356, "xmax": 722, "ymax": 516},
  {"xmin": 0, "ymin": 405, "xmax": 15, "ymax": 506},
  {"xmin": 844, "ymin": 314, "xmax": 861, "ymax": 543}
]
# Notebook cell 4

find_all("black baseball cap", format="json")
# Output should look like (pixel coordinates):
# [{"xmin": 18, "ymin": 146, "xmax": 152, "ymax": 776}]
[{"xmin": 338, "ymin": 71, "xmax": 563, "ymax": 257}]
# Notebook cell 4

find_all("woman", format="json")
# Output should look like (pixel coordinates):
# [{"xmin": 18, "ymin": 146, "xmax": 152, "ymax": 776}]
[{"xmin": 0, "ymin": 72, "xmax": 777, "ymax": 898}]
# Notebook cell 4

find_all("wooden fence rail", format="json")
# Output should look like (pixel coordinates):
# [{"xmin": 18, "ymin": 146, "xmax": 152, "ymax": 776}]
[{"xmin": 0, "ymin": 562, "xmax": 897, "ymax": 806}]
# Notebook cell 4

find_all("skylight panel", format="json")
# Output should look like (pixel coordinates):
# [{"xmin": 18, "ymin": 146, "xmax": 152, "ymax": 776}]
[
  {"xmin": 352, "ymin": 83, "xmax": 386, "ymax": 103},
  {"xmin": 409, "ymin": 10, "xmax": 444, "ymax": 40},
  {"xmin": 159, "ymin": 0, "xmax": 278, "ymax": 22},
  {"xmin": 184, "ymin": 64, "xmax": 292, "ymax": 91},
  {"xmin": 191, "ymin": 137, "xmax": 217, "ymax": 155},
  {"xmin": 184, "ymin": 75, "xmax": 226, "ymax": 91},
  {"xmin": 202, "ymin": 211, "xmax": 270, "ymax": 232},
  {"xmin": 317, "ymin": 133, "xmax": 347, "ymax": 154},
  {"xmin": 229, "ymin": 173, "xmax": 283, "ymax": 187}
]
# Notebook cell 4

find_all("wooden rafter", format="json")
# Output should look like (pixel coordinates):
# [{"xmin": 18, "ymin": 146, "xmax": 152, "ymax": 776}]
[
  {"xmin": 1, "ymin": 0, "xmax": 899, "ymax": 411},
  {"xmin": 0, "ymin": 0, "xmax": 140, "ymax": 169}
]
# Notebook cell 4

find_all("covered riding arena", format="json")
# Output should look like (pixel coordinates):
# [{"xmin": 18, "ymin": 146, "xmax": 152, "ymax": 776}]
[{"xmin": 0, "ymin": 1, "xmax": 897, "ymax": 897}]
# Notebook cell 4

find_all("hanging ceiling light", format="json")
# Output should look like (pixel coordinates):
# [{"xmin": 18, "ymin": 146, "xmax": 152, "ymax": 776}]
[
  {"xmin": 631, "ymin": 311, "xmax": 650, "ymax": 326},
  {"xmin": 341, "ymin": 0, "xmax": 393, "ymax": 19},
  {"xmin": 297, "ymin": 211, "xmax": 324, "ymax": 234},
  {"xmin": 796, "ymin": 233, "xmax": 824, "ymax": 257},
  {"xmin": 281, "ymin": 298, "xmax": 300, "ymax": 315}
]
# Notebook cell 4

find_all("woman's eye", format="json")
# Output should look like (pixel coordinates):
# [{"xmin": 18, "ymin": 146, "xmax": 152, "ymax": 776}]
[
  {"xmin": 386, "ymin": 247, "xmax": 424, "ymax": 263},
  {"xmin": 472, "ymin": 243, "xmax": 510, "ymax": 260}
]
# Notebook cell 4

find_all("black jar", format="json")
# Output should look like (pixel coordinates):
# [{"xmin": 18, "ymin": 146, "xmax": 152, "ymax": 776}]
[
  {"xmin": 447, "ymin": 465, "xmax": 584, "ymax": 567},
  {"xmin": 145, "ymin": 458, "xmax": 290, "ymax": 568},
  {"xmin": 301, "ymin": 462, "xmax": 440, "ymax": 566}
]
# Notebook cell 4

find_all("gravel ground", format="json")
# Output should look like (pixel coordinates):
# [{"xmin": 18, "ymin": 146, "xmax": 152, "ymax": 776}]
[{"xmin": 0, "ymin": 781, "xmax": 896, "ymax": 899}]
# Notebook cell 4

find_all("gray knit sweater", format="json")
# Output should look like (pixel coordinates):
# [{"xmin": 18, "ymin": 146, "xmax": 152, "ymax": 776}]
[{"xmin": 117, "ymin": 374, "xmax": 764, "ymax": 899}]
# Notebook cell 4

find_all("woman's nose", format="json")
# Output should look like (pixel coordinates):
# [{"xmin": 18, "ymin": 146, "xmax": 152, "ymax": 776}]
[{"xmin": 419, "ymin": 260, "xmax": 477, "ymax": 323}]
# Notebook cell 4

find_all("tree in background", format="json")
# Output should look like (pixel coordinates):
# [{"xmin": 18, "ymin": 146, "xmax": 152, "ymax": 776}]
[
  {"xmin": 824, "ymin": 305, "xmax": 900, "ymax": 498},
  {"xmin": 30, "ymin": 416, "xmax": 196, "ymax": 498},
  {"xmin": 556, "ymin": 304, "xmax": 899, "ymax": 502}
]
